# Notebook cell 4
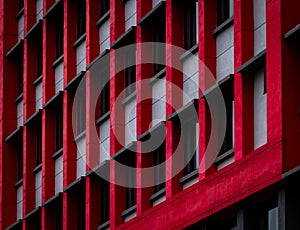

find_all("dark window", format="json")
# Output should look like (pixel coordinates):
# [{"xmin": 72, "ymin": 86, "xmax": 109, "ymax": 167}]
[
  {"xmin": 55, "ymin": 107, "xmax": 63, "ymax": 151},
  {"xmin": 183, "ymin": 121, "xmax": 198, "ymax": 175},
  {"xmin": 263, "ymin": 69, "xmax": 267, "ymax": 94},
  {"xmin": 217, "ymin": 0, "xmax": 232, "ymax": 26},
  {"xmin": 56, "ymin": 14, "xmax": 64, "ymax": 59},
  {"xmin": 153, "ymin": 142, "xmax": 166, "ymax": 193},
  {"xmin": 77, "ymin": 0, "xmax": 86, "ymax": 38},
  {"xmin": 17, "ymin": 138, "xmax": 23, "ymax": 181},
  {"xmin": 36, "ymin": 125, "xmax": 42, "ymax": 166},
  {"xmin": 36, "ymin": 34, "xmax": 42, "ymax": 77},
  {"xmin": 153, "ymin": 22, "xmax": 165, "ymax": 75},
  {"xmin": 100, "ymin": 180, "xmax": 110, "ymax": 224},
  {"xmin": 125, "ymin": 158, "xmax": 136, "ymax": 209},
  {"xmin": 76, "ymin": 90, "xmax": 86, "ymax": 134},
  {"xmin": 219, "ymin": 80, "xmax": 234, "ymax": 156},
  {"xmin": 19, "ymin": 0, "xmax": 24, "ymax": 10},
  {"xmin": 18, "ymin": 54, "xmax": 23, "ymax": 95},
  {"xmin": 100, "ymin": 0, "xmax": 110, "ymax": 17},
  {"xmin": 184, "ymin": 0, "xmax": 197, "ymax": 50},
  {"xmin": 56, "ymin": 203, "xmax": 62, "ymax": 230},
  {"xmin": 124, "ymin": 50, "xmax": 136, "ymax": 96},
  {"xmin": 77, "ymin": 190, "xmax": 86, "ymax": 230},
  {"xmin": 100, "ymin": 80, "xmax": 110, "ymax": 116}
]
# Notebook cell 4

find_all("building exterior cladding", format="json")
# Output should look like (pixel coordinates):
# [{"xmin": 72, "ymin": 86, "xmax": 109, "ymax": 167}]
[{"xmin": 1, "ymin": 0, "xmax": 300, "ymax": 229}]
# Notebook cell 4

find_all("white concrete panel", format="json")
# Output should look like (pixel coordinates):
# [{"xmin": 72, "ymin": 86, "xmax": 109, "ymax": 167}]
[
  {"xmin": 99, "ymin": 18, "xmax": 110, "ymax": 54},
  {"xmin": 100, "ymin": 117, "xmax": 110, "ymax": 142},
  {"xmin": 182, "ymin": 52, "xmax": 198, "ymax": 81},
  {"xmin": 216, "ymin": 25, "xmax": 234, "ymax": 57},
  {"xmin": 196, "ymin": 2, "xmax": 199, "ymax": 43},
  {"xmin": 216, "ymin": 155, "xmax": 235, "ymax": 170},
  {"xmin": 183, "ymin": 76, "xmax": 199, "ymax": 105},
  {"xmin": 100, "ymin": 137, "xmax": 110, "ymax": 163},
  {"xmin": 17, "ymin": 201, "xmax": 23, "ymax": 219},
  {"xmin": 17, "ymin": 185, "xmax": 23, "ymax": 205},
  {"xmin": 17, "ymin": 99, "xmax": 23, "ymax": 127},
  {"xmin": 268, "ymin": 207, "xmax": 278, "ymax": 230},
  {"xmin": 35, "ymin": 186, "xmax": 42, "ymax": 207},
  {"xmin": 254, "ymin": 23, "xmax": 266, "ymax": 55},
  {"xmin": 76, "ymin": 155, "xmax": 86, "ymax": 178},
  {"xmin": 152, "ymin": 0, "xmax": 165, "ymax": 8},
  {"xmin": 36, "ymin": 0, "xmax": 43, "ymax": 21},
  {"xmin": 35, "ymin": 170, "xmax": 42, "ymax": 189},
  {"xmin": 125, "ymin": 117, "xmax": 136, "ymax": 145},
  {"xmin": 35, "ymin": 81, "xmax": 42, "ymax": 111},
  {"xmin": 55, "ymin": 61, "xmax": 64, "ymax": 93},
  {"xmin": 100, "ymin": 38, "xmax": 110, "ymax": 54},
  {"xmin": 125, "ymin": 0, "xmax": 136, "ymax": 30},
  {"xmin": 76, "ymin": 134, "xmax": 86, "ymax": 159},
  {"xmin": 76, "ymin": 40, "xmax": 86, "ymax": 74},
  {"xmin": 55, "ymin": 171, "xmax": 63, "ymax": 194},
  {"xmin": 55, "ymin": 155, "xmax": 63, "ymax": 175},
  {"xmin": 253, "ymin": 0, "xmax": 266, "ymax": 29},
  {"xmin": 18, "ymin": 15, "xmax": 24, "ymax": 41},
  {"xmin": 125, "ymin": 98, "xmax": 136, "ymax": 124},
  {"xmin": 124, "ymin": 211, "xmax": 137, "ymax": 222},
  {"xmin": 152, "ymin": 195, "xmax": 166, "ymax": 206},
  {"xmin": 152, "ymin": 76, "xmax": 166, "ymax": 103},
  {"xmin": 182, "ymin": 176, "xmax": 199, "ymax": 190},
  {"xmin": 229, "ymin": 0, "xmax": 234, "ymax": 17},
  {"xmin": 254, "ymin": 69, "xmax": 267, "ymax": 149},
  {"xmin": 216, "ymin": 46, "xmax": 234, "ymax": 82},
  {"xmin": 152, "ymin": 97, "xmax": 166, "ymax": 127}
]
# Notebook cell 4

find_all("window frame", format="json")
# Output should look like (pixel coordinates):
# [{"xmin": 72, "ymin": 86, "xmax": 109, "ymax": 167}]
[
  {"xmin": 216, "ymin": 0, "xmax": 232, "ymax": 26},
  {"xmin": 36, "ymin": 124, "xmax": 42, "ymax": 166},
  {"xmin": 55, "ymin": 106, "xmax": 63, "ymax": 151},
  {"xmin": 76, "ymin": 0, "xmax": 86, "ymax": 39},
  {"xmin": 100, "ymin": 80, "xmax": 110, "ymax": 116},
  {"xmin": 183, "ymin": 120, "xmax": 198, "ymax": 175},
  {"xmin": 152, "ymin": 19, "xmax": 165, "ymax": 75},
  {"xmin": 153, "ymin": 141, "xmax": 166, "ymax": 194},
  {"xmin": 124, "ymin": 50, "xmax": 136, "ymax": 97},
  {"xmin": 100, "ymin": 180, "xmax": 110, "ymax": 224},
  {"xmin": 36, "ymin": 33, "xmax": 43, "ymax": 78},
  {"xmin": 17, "ymin": 137, "xmax": 23, "ymax": 181},
  {"xmin": 56, "ymin": 13, "xmax": 64, "ymax": 59},
  {"xmin": 184, "ymin": 0, "xmax": 197, "ymax": 50},
  {"xmin": 100, "ymin": 0, "xmax": 110, "ymax": 18}
]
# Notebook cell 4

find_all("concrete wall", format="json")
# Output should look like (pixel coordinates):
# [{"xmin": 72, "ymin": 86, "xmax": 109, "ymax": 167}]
[
  {"xmin": 16, "ymin": 185, "xmax": 22, "ymax": 219},
  {"xmin": 100, "ymin": 117, "xmax": 110, "ymax": 163},
  {"xmin": 55, "ymin": 155, "xmax": 63, "ymax": 194},
  {"xmin": 17, "ymin": 99, "xmax": 23, "ymax": 127},
  {"xmin": 55, "ymin": 61, "xmax": 64, "ymax": 93},
  {"xmin": 182, "ymin": 52, "xmax": 199, "ymax": 105},
  {"xmin": 36, "ymin": 0, "xmax": 43, "ymax": 21},
  {"xmin": 254, "ymin": 68, "xmax": 267, "ymax": 149},
  {"xmin": 76, "ymin": 134, "xmax": 86, "ymax": 179},
  {"xmin": 18, "ymin": 15, "xmax": 24, "ymax": 41},
  {"xmin": 35, "ymin": 170, "xmax": 42, "ymax": 207},
  {"xmin": 253, "ymin": 0, "xmax": 266, "ymax": 55},
  {"xmin": 124, "ymin": 97, "xmax": 136, "ymax": 145},
  {"xmin": 76, "ymin": 40, "xmax": 86, "ymax": 74},
  {"xmin": 216, "ymin": 25, "xmax": 234, "ymax": 81},
  {"xmin": 152, "ymin": 76, "xmax": 166, "ymax": 127},
  {"xmin": 35, "ymin": 81, "xmax": 42, "ymax": 111},
  {"xmin": 99, "ymin": 18, "xmax": 110, "ymax": 54},
  {"xmin": 124, "ymin": 0, "xmax": 136, "ymax": 31}
]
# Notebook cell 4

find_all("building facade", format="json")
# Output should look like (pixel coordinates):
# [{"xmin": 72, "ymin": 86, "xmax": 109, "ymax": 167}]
[{"xmin": 1, "ymin": 0, "xmax": 300, "ymax": 229}]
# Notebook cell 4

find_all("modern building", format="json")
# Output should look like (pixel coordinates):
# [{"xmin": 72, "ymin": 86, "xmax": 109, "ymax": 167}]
[{"xmin": 1, "ymin": 0, "xmax": 300, "ymax": 229}]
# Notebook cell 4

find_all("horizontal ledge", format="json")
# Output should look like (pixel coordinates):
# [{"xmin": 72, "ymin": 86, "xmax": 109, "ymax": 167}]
[
  {"xmin": 179, "ymin": 44, "xmax": 199, "ymax": 63},
  {"xmin": 284, "ymin": 24, "xmax": 300, "ymax": 41},
  {"xmin": 97, "ymin": 220, "xmax": 110, "ymax": 230},
  {"xmin": 5, "ymin": 219, "xmax": 22, "ymax": 230},
  {"xmin": 14, "ymin": 93, "xmax": 23, "ymax": 104},
  {"xmin": 96, "ymin": 11, "xmax": 110, "ymax": 28},
  {"xmin": 86, "ymin": 160, "xmax": 110, "ymax": 178},
  {"xmin": 168, "ymin": 99, "xmax": 198, "ymax": 121},
  {"xmin": 16, "ymin": 8, "xmax": 24, "ymax": 19},
  {"xmin": 43, "ymin": 91, "xmax": 63, "ymax": 109},
  {"xmin": 121, "ymin": 205, "xmax": 137, "ymax": 218},
  {"xmin": 282, "ymin": 165, "xmax": 300, "ymax": 179},
  {"xmin": 73, "ymin": 33, "xmax": 86, "ymax": 48},
  {"xmin": 64, "ymin": 71, "xmax": 86, "ymax": 91},
  {"xmin": 212, "ymin": 17, "xmax": 234, "ymax": 37},
  {"xmin": 24, "ymin": 109, "xmax": 42, "ymax": 126},
  {"xmin": 200, "ymin": 74, "xmax": 234, "ymax": 98},
  {"xmin": 14, "ymin": 179, "xmax": 23, "ymax": 188},
  {"xmin": 74, "ymin": 131, "xmax": 86, "ymax": 142},
  {"xmin": 63, "ymin": 176, "xmax": 85, "ymax": 193},
  {"xmin": 214, "ymin": 148, "xmax": 234, "ymax": 164},
  {"xmin": 24, "ymin": 20, "xmax": 42, "ymax": 39},
  {"xmin": 6, "ymin": 39, "xmax": 23, "ymax": 58},
  {"xmin": 32, "ymin": 163, "xmax": 42, "ymax": 174},
  {"xmin": 5, "ymin": 126, "xmax": 22, "ymax": 143},
  {"xmin": 111, "ymin": 26, "xmax": 136, "ymax": 49},
  {"xmin": 179, "ymin": 170, "xmax": 199, "ymax": 185},
  {"xmin": 96, "ymin": 111, "xmax": 110, "ymax": 126},
  {"xmin": 86, "ymin": 49, "xmax": 110, "ymax": 70},
  {"xmin": 112, "ymin": 141, "xmax": 137, "ymax": 161},
  {"xmin": 32, "ymin": 75, "xmax": 43, "ymax": 87},
  {"xmin": 236, "ymin": 50, "xmax": 266, "ymax": 74},
  {"xmin": 138, "ymin": 1, "xmax": 166, "ymax": 26},
  {"xmin": 24, "ymin": 207, "xmax": 41, "ymax": 220},
  {"xmin": 43, "ymin": 0, "xmax": 63, "ymax": 19},
  {"xmin": 52, "ymin": 148, "xmax": 63, "ymax": 160},
  {"xmin": 52, "ymin": 54, "xmax": 64, "ymax": 69},
  {"xmin": 122, "ymin": 91, "xmax": 136, "ymax": 107},
  {"xmin": 149, "ymin": 67, "xmax": 166, "ymax": 85},
  {"xmin": 43, "ymin": 192, "xmax": 62, "ymax": 207},
  {"xmin": 138, "ymin": 121, "xmax": 166, "ymax": 142},
  {"xmin": 149, "ymin": 188, "xmax": 166, "ymax": 202}
]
